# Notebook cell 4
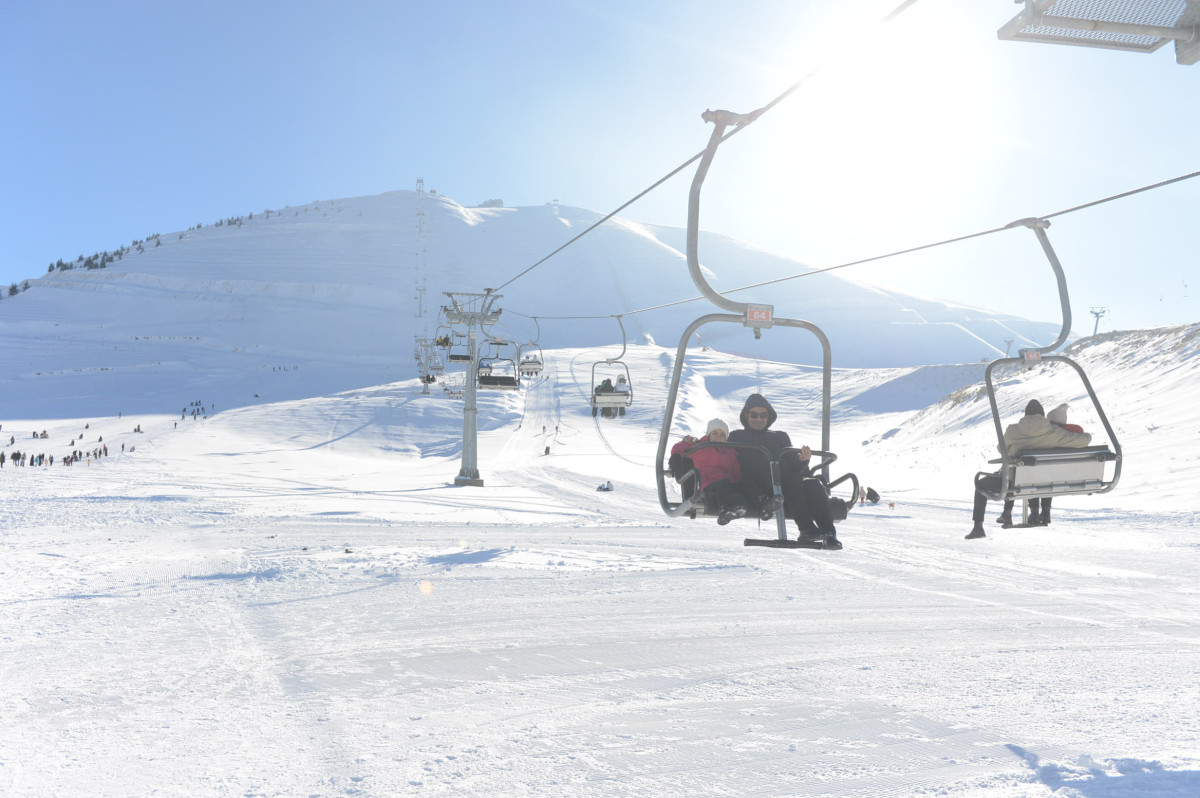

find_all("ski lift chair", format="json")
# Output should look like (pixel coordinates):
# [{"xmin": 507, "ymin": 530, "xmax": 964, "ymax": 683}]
[
  {"xmin": 518, "ymin": 342, "xmax": 544, "ymax": 377},
  {"xmin": 654, "ymin": 107, "xmax": 857, "ymax": 547},
  {"xmin": 669, "ymin": 442, "xmax": 858, "ymax": 526},
  {"xmin": 590, "ymin": 362, "xmax": 632, "ymax": 418},
  {"xmin": 976, "ymin": 354, "xmax": 1121, "ymax": 522},
  {"xmin": 477, "ymin": 358, "xmax": 520, "ymax": 390},
  {"xmin": 972, "ymin": 219, "xmax": 1122, "ymax": 524},
  {"xmin": 520, "ymin": 355, "xmax": 543, "ymax": 377},
  {"xmin": 655, "ymin": 312, "xmax": 860, "ymax": 548}
]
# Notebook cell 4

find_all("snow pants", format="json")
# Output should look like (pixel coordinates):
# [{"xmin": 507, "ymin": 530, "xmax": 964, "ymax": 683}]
[
  {"xmin": 781, "ymin": 473, "xmax": 837, "ymax": 535},
  {"xmin": 701, "ymin": 478, "xmax": 750, "ymax": 517}
]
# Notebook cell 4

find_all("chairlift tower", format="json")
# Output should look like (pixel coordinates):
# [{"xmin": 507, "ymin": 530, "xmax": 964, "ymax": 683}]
[
  {"xmin": 1090, "ymin": 306, "xmax": 1108, "ymax": 336},
  {"xmin": 443, "ymin": 290, "xmax": 503, "ymax": 487}
]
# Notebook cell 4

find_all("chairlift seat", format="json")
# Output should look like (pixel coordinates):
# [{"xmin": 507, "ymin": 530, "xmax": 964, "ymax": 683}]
[
  {"xmin": 983, "ymin": 445, "xmax": 1117, "ymax": 500},
  {"xmin": 592, "ymin": 391, "xmax": 632, "ymax": 408},
  {"xmin": 478, "ymin": 375, "xmax": 519, "ymax": 390},
  {"xmin": 666, "ymin": 446, "xmax": 857, "ymax": 525}
]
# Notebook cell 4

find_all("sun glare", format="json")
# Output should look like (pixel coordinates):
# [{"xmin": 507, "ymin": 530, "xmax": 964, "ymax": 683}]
[{"xmin": 763, "ymin": 5, "xmax": 1003, "ymax": 236}]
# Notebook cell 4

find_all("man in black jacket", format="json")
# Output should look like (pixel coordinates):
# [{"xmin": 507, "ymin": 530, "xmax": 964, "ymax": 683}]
[{"xmin": 728, "ymin": 393, "xmax": 841, "ymax": 549}]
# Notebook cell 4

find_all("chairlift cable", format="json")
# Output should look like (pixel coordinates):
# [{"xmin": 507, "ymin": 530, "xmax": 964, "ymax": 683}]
[
  {"xmin": 502, "ymin": 166, "xmax": 1200, "ymax": 325},
  {"xmin": 715, "ymin": 168, "xmax": 1200, "ymax": 295},
  {"xmin": 490, "ymin": 0, "xmax": 926, "ymax": 294},
  {"xmin": 1042, "ymin": 168, "xmax": 1200, "ymax": 221}
]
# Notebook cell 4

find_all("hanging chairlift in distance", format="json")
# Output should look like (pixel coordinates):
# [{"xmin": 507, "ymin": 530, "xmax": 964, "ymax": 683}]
[
  {"xmin": 590, "ymin": 317, "xmax": 633, "ymax": 418},
  {"xmin": 974, "ymin": 218, "xmax": 1122, "ymax": 524},
  {"xmin": 654, "ymin": 109, "xmax": 858, "ymax": 547},
  {"xmin": 519, "ymin": 319, "xmax": 545, "ymax": 378},
  {"xmin": 519, "ymin": 343, "xmax": 544, "ymax": 377},
  {"xmin": 445, "ymin": 331, "xmax": 473, "ymax": 364},
  {"xmin": 477, "ymin": 338, "xmax": 521, "ymax": 390}
]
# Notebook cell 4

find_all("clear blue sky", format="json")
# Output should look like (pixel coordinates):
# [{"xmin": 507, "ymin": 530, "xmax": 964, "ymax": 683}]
[{"xmin": 2, "ymin": 1, "xmax": 1196, "ymax": 333}]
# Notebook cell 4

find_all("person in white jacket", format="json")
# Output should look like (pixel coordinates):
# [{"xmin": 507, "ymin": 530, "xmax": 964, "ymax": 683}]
[{"xmin": 965, "ymin": 400, "xmax": 1092, "ymax": 539}]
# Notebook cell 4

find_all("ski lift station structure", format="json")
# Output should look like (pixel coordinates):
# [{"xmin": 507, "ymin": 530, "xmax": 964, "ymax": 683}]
[
  {"xmin": 998, "ymin": 0, "xmax": 1200, "ymax": 65},
  {"xmin": 654, "ymin": 109, "xmax": 859, "ymax": 549}
]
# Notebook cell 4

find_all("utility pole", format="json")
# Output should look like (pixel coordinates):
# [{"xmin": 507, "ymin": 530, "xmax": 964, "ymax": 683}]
[
  {"xmin": 443, "ymin": 291, "xmax": 502, "ymax": 487},
  {"xmin": 1090, "ymin": 307, "xmax": 1108, "ymax": 336}
]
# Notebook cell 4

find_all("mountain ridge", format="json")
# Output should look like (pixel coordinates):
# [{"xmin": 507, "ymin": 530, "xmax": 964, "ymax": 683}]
[{"xmin": 0, "ymin": 189, "xmax": 1113, "ymax": 419}]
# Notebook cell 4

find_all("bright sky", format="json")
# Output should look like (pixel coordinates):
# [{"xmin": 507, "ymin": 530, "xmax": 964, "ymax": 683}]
[{"xmin": 2, "ymin": 0, "xmax": 1196, "ymax": 333}]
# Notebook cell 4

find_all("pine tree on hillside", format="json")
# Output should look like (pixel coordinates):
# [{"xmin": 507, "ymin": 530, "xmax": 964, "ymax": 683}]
[{"xmin": 8, "ymin": 283, "xmax": 17, "ymax": 296}]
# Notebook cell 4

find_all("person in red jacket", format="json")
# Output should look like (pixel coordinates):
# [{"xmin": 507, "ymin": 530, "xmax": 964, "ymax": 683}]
[{"xmin": 671, "ymin": 418, "xmax": 750, "ymax": 525}]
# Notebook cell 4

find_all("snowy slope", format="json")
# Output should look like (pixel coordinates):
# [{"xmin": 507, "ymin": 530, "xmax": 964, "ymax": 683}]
[
  {"xmin": 0, "ymin": 190, "xmax": 1068, "ymax": 421},
  {"xmin": 3, "ymin": 328, "xmax": 1200, "ymax": 797},
  {"xmin": 2, "ymin": 191, "xmax": 1199, "ymax": 797}
]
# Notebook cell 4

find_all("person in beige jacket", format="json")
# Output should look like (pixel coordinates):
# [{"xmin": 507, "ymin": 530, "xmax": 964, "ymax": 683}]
[{"xmin": 966, "ymin": 400, "xmax": 1092, "ymax": 539}]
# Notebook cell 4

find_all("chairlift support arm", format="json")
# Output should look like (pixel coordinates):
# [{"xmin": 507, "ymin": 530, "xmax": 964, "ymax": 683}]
[{"xmin": 1005, "ymin": 217, "xmax": 1072, "ymax": 356}]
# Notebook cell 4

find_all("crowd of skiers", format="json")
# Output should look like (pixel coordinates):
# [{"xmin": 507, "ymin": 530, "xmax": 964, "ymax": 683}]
[{"xmin": 2, "ymin": 399, "xmax": 212, "ymax": 469}]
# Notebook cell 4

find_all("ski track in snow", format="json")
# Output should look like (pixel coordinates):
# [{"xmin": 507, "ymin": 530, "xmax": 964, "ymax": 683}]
[{"xmin": 3, "ymin": 339, "xmax": 1200, "ymax": 797}]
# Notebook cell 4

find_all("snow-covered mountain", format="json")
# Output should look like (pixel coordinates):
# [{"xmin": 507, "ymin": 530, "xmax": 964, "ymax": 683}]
[
  {"xmin": 4, "ymin": 190, "xmax": 1200, "ymax": 797},
  {"xmin": 0, "ymin": 190, "xmax": 1068, "ymax": 419}
]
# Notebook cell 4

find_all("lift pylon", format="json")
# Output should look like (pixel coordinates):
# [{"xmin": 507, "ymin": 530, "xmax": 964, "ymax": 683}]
[{"xmin": 441, "ymin": 290, "xmax": 504, "ymax": 487}]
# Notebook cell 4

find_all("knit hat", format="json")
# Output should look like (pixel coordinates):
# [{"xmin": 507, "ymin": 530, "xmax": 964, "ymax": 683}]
[
  {"xmin": 706, "ymin": 418, "xmax": 729, "ymax": 435},
  {"xmin": 1024, "ymin": 399, "xmax": 1044, "ymax": 416},
  {"xmin": 739, "ymin": 394, "xmax": 777, "ymax": 428},
  {"xmin": 1047, "ymin": 403, "xmax": 1069, "ymax": 425}
]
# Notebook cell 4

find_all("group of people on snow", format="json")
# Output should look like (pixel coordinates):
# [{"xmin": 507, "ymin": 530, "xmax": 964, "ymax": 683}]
[
  {"xmin": 2, "ymin": 404, "xmax": 214, "ymax": 470},
  {"xmin": 668, "ymin": 393, "xmax": 1093, "ymax": 550}
]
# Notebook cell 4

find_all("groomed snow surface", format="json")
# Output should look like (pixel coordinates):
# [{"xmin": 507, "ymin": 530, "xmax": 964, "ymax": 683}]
[{"xmin": 3, "ymin": 340, "xmax": 1199, "ymax": 798}]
